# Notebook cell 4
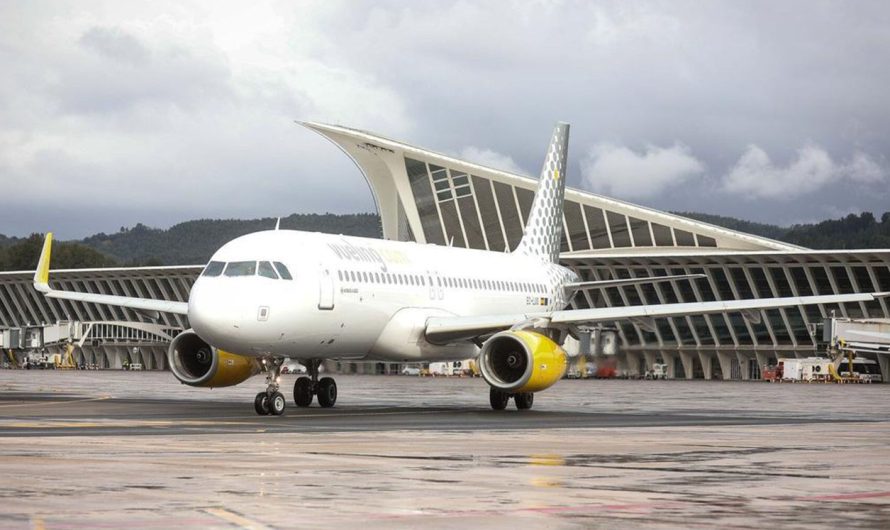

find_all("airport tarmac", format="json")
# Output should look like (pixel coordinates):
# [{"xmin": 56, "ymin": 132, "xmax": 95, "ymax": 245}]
[{"xmin": 1, "ymin": 371, "xmax": 889, "ymax": 529}]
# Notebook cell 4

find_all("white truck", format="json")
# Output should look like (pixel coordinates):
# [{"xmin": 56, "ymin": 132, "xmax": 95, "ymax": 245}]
[
  {"xmin": 645, "ymin": 363, "xmax": 668, "ymax": 380},
  {"xmin": 780, "ymin": 357, "xmax": 834, "ymax": 382}
]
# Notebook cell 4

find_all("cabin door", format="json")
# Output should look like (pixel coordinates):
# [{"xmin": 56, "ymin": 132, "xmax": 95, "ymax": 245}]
[{"xmin": 318, "ymin": 268, "xmax": 335, "ymax": 310}]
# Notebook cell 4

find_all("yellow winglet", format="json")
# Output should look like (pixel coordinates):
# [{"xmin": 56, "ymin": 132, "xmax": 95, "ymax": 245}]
[{"xmin": 34, "ymin": 232, "xmax": 53, "ymax": 290}]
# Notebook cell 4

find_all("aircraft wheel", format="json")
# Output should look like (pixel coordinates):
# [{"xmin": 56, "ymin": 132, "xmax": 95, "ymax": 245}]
[
  {"xmin": 268, "ymin": 391, "xmax": 287, "ymax": 416},
  {"xmin": 317, "ymin": 377, "xmax": 337, "ymax": 408},
  {"xmin": 515, "ymin": 392, "xmax": 534, "ymax": 410},
  {"xmin": 489, "ymin": 388, "xmax": 509, "ymax": 410},
  {"xmin": 254, "ymin": 392, "xmax": 270, "ymax": 415},
  {"xmin": 293, "ymin": 376, "xmax": 314, "ymax": 407}
]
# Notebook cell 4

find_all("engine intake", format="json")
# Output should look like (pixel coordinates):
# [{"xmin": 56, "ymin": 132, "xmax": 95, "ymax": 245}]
[
  {"xmin": 168, "ymin": 330, "xmax": 260, "ymax": 388},
  {"xmin": 478, "ymin": 330, "xmax": 567, "ymax": 393}
]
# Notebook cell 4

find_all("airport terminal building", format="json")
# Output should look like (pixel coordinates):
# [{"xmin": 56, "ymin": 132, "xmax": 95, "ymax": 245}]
[{"xmin": 2, "ymin": 123, "xmax": 889, "ymax": 380}]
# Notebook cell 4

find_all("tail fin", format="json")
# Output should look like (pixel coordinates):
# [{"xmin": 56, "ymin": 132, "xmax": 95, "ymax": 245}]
[{"xmin": 514, "ymin": 122, "xmax": 569, "ymax": 263}]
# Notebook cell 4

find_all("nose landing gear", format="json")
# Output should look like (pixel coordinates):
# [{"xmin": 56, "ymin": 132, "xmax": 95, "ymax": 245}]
[
  {"xmin": 254, "ymin": 358, "xmax": 287, "ymax": 416},
  {"xmin": 293, "ymin": 359, "xmax": 338, "ymax": 408}
]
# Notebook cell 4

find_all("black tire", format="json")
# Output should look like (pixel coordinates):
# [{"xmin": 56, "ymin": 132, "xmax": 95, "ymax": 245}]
[
  {"xmin": 489, "ymin": 388, "xmax": 509, "ymax": 410},
  {"xmin": 515, "ymin": 392, "xmax": 534, "ymax": 410},
  {"xmin": 293, "ymin": 376, "xmax": 314, "ymax": 407},
  {"xmin": 254, "ymin": 392, "xmax": 270, "ymax": 415},
  {"xmin": 317, "ymin": 377, "xmax": 337, "ymax": 408},
  {"xmin": 269, "ymin": 391, "xmax": 286, "ymax": 416}
]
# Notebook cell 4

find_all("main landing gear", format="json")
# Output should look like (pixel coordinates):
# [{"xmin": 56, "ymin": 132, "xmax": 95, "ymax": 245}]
[
  {"xmin": 293, "ymin": 359, "xmax": 337, "ymax": 408},
  {"xmin": 489, "ymin": 387, "xmax": 534, "ymax": 411},
  {"xmin": 255, "ymin": 358, "xmax": 287, "ymax": 416}
]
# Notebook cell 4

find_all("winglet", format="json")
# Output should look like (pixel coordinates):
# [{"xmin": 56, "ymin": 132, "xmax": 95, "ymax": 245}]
[{"xmin": 33, "ymin": 232, "xmax": 53, "ymax": 292}]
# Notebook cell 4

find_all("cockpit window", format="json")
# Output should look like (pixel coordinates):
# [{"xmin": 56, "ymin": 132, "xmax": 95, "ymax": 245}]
[
  {"xmin": 258, "ymin": 261, "xmax": 279, "ymax": 279},
  {"xmin": 273, "ymin": 261, "xmax": 293, "ymax": 280},
  {"xmin": 224, "ymin": 261, "xmax": 257, "ymax": 277},
  {"xmin": 202, "ymin": 261, "xmax": 225, "ymax": 277}
]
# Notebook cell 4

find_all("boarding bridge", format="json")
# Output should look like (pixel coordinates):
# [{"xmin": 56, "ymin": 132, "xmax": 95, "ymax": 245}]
[
  {"xmin": 1, "ymin": 320, "xmax": 181, "ymax": 370},
  {"xmin": 823, "ymin": 317, "xmax": 890, "ymax": 383}
]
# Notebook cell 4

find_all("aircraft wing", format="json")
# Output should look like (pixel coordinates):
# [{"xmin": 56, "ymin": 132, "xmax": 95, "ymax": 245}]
[
  {"xmin": 32, "ymin": 233, "xmax": 189, "ymax": 317},
  {"xmin": 424, "ymin": 292, "xmax": 890, "ymax": 344}
]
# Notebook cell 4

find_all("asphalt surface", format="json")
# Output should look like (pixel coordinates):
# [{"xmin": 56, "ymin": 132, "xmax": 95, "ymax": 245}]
[
  {"xmin": 1, "ymin": 371, "xmax": 889, "ymax": 529},
  {"xmin": 0, "ymin": 391, "xmax": 825, "ymax": 437}
]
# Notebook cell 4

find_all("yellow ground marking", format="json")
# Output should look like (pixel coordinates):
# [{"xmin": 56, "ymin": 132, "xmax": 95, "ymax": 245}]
[
  {"xmin": 31, "ymin": 517, "xmax": 45, "ymax": 530},
  {"xmin": 0, "ymin": 396, "xmax": 111, "ymax": 409},
  {"xmin": 205, "ymin": 508, "xmax": 272, "ymax": 530}
]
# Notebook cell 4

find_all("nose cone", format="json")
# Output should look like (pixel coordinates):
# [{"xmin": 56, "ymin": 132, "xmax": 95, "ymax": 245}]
[{"xmin": 188, "ymin": 279, "xmax": 246, "ymax": 349}]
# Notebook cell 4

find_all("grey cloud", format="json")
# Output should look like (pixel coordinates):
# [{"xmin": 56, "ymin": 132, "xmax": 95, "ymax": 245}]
[
  {"xmin": 581, "ymin": 143, "xmax": 705, "ymax": 199},
  {"xmin": 1, "ymin": 1, "xmax": 889, "ymax": 238},
  {"xmin": 722, "ymin": 144, "xmax": 887, "ymax": 200},
  {"xmin": 80, "ymin": 27, "xmax": 150, "ymax": 66}
]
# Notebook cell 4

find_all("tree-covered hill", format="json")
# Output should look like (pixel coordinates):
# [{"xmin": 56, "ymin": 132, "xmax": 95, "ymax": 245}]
[
  {"xmin": 79, "ymin": 213, "xmax": 381, "ymax": 266},
  {"xmin": 0, "ymin": 213, "xmax": 381, "ymax": 270},
  {"xmin": 0, "ymin": 234, "xmax": 119, "ymax": 271},
  {"xmin": 2, "ymin": 210, "xmax": 889, "ymax": 271},
  {"xmin": 677, "ymin": 211, "xmax": 890, "ymax": 250}
]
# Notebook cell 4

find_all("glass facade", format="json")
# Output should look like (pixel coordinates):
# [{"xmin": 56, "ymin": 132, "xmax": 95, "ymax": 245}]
[
  {"xmin": 402, "ymin": 156, "xmax": 758, "ymax": 254},
  {"xmin": 568, "ymin": 254, "xmax": 890, "ymax": 358}
]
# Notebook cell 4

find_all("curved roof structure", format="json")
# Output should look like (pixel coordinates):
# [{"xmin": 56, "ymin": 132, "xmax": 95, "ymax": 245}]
[{"xmin": 302, "ymin": 122, "xmax": 802, "ymax": 254}]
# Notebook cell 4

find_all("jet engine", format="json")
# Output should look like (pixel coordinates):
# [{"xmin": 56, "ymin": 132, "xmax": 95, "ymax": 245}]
[
  {"xmin": 167, "ymin": 330, "xmax": 261, "ymax": 388},
  {"xmin": 478, "ymin": 330, "xmax": 567, "ymax": 393}
]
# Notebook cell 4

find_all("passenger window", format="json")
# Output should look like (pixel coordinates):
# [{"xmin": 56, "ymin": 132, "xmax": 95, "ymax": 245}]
[
  {"xmin": 258, "ymin": 261, "xmax": 279, "ymax": 279},
  {"xmin": 272, "ymin": 262, "xmax": 293, "ymax": 280},
  {"xmin": 224, "ymin": 261, "xmax": 256, "ymax": 277},
  {"xmin": 202, "ymin": 261, "xmax": 225, "ymax": 277}
]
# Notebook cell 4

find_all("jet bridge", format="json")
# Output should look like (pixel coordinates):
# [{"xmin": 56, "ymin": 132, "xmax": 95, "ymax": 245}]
[{"xmin": 823, "ymin": 317, "xmax": 890, "ymax": 382}]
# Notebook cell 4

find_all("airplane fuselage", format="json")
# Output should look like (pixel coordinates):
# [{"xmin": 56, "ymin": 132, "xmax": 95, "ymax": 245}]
[{"xmin": 188, "ymin": 230, "xmax": 579, "ymax": 362}]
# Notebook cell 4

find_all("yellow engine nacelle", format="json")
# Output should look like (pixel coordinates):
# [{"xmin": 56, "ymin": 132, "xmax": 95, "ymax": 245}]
[
  {"xmin": 478, "ymin": 330, "xmax": 567, "ymax": 393},
  {"xmin": 167, "ymin": 330, "xmax": 261, "ymax": 388}
]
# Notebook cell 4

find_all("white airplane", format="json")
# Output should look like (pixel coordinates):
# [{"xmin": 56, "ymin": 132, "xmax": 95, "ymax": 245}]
[{"xmin": 33, "ymin": 123, "xmax": 888, "ymax": 415}]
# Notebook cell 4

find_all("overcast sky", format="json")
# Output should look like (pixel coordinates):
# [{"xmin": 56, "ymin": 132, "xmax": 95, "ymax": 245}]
[{"xmin": 1, "ymin": 1, "xmax": 889, "ymax": 239}]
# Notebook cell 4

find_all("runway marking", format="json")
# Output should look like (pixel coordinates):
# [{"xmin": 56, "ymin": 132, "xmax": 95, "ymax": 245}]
[
  {"xmin": 0, "ymin": 396, "xmax": 110, "ymax": 409},
  {"xmin": 205, "ymin": 508, "xmax": 272, "ymax": 530}
]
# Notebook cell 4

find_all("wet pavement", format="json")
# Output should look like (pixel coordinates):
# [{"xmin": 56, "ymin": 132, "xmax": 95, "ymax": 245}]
[{"xmin": 0, "ymin": 371, "xmax": 889, "ymax": 528}]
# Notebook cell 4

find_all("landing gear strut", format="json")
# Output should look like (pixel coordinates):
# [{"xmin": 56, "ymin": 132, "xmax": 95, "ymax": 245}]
[
  {"xmin": 254, "ymin": 358, "xmax": 287, "ymax": 416},
  {"xmin": 489, "ymin": 387, "xmax": 534, "ymax": 411},
  {"xmin": 293, "ymin": 359, "xmax": 338, "ymax": 408}
]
